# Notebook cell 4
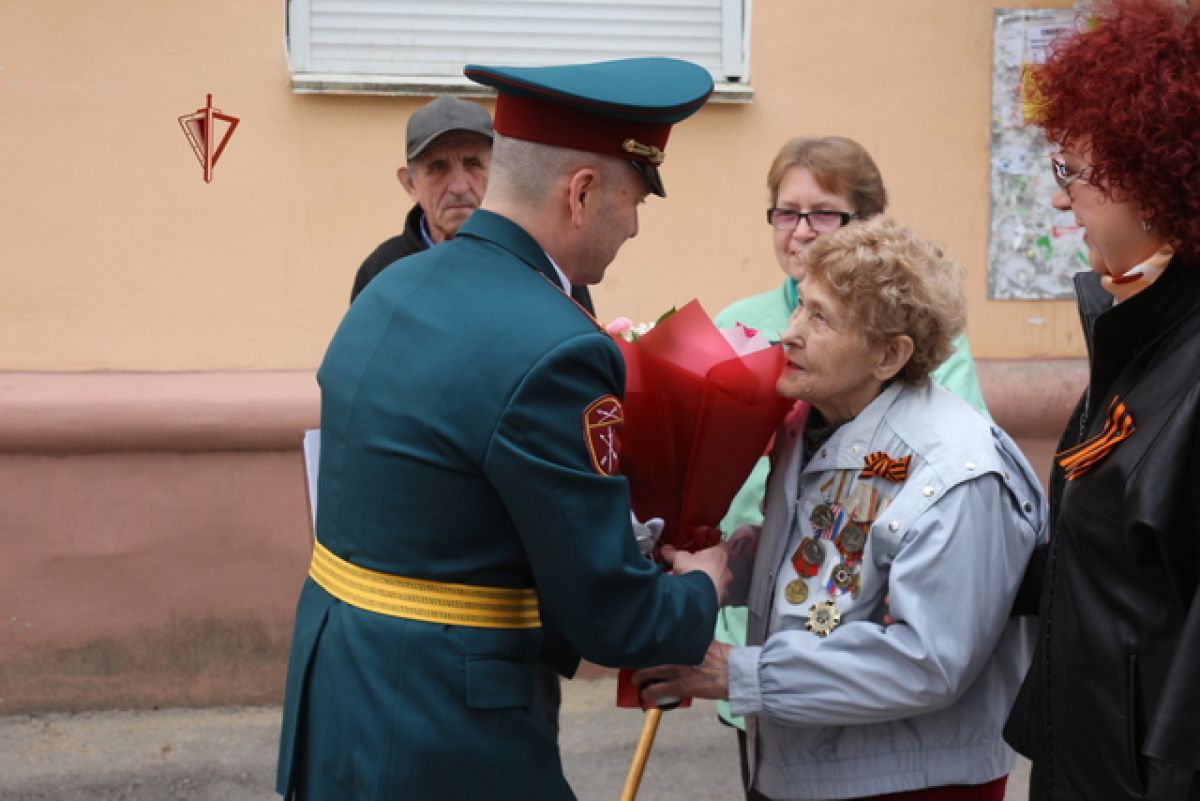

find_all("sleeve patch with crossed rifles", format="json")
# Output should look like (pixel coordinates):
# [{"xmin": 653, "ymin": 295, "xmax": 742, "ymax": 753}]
[{"xmin": 582, "ymin": 395, "xmax": 624, "ymax": 476}]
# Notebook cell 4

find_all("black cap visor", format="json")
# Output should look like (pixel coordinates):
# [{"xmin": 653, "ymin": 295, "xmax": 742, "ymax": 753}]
[{"xmin": 630, "ymin": 161, "xmax": 666, "ymax": 198}]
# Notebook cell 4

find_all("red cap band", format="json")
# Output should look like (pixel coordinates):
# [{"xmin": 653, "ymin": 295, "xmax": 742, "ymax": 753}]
[{"xmin": 493, "ymin": 93, "xmax": 673, "ymax": 165}]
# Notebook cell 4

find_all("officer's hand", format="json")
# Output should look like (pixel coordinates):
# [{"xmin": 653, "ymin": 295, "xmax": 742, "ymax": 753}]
[{"xmin": 665, "ymin": 543, "xmax": 731, "ymax": 605}]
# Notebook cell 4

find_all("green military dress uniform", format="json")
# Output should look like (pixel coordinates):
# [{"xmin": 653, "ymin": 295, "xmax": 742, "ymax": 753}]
[
  {"xmin": 277, "ymin": 209, "xmax": 717, "ymax": 800},
  {"xmin": 277, "ymin": 58, "xmax": 719, "ymax": 801}
]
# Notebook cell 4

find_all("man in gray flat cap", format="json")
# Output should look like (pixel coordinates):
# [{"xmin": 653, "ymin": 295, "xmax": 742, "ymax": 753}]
[
  {"xmin": 350, "ymin": 96, "xmax": 493, "ymax": 302},
  {"xmin": 349, "ymin": 95, "xmax": 594, "ymax": 312}
]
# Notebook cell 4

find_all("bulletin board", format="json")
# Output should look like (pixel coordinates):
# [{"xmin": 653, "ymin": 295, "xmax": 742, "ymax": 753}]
[{"xmin": 987, "ymin": 8, "xmax": 1088, "ymax": 300}]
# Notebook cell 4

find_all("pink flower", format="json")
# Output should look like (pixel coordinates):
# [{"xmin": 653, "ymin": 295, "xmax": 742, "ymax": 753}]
[{"xmin": 606, "ymin": 316, "xmax": 634, "ymax": 336}]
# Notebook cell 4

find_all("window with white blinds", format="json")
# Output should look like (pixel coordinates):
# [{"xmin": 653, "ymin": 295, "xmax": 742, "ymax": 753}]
[{"xmin": 286, "ymin": 0, "xmax": 752, "ymax": 101}]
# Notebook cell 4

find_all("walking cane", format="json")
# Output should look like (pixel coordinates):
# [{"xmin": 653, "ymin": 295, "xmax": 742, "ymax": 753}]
[{"xmin": 619, "ymin": 707, "xmax": 663, "ymax": 801}]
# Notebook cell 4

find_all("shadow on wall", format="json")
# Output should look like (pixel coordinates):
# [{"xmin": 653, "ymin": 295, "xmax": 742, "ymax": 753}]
[{"xmin": 2, "ymin": 616, "xmax": 291, "ymax": 714}]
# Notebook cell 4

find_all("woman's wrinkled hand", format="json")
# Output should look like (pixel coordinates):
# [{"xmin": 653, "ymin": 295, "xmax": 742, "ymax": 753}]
[{"xmin": 632, "ymin": 641, "xmax": 733, "ymax": 704}]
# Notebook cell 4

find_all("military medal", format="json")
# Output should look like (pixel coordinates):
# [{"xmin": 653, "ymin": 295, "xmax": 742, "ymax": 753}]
[
  {"xmin": 806, "ymin": 600, "xmax": 841, "ymax": 637},
  {"xmin": 835, "ymin": 519, "xmax": 868, "ymax": 562},
  {"xmin": 801, "ymin": 537, "xmax": 825, "ymax": 566},
  {"xmin": 824, "ymin": 560, "xmax": 861, "ymax": 597},
  {"xmin": 810, "ymin": 503, "xmax": 835, "ymax": 532},
  {"xmin": 792, "ymin": 536, "xmax": 826, "ymax": 577},
  {"xmin": 784, "ymin": 578, "xmax": 809, "ymax": 605},
  {"xmin": 809, "ymin": 501, "xmax": 846, "ymax": 540},
  {"xmin": 830, "ymin": 562, "xmax": 854, "ymax": 592}
]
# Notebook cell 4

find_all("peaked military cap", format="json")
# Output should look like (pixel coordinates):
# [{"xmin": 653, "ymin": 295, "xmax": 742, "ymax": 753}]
[{"xmin": 463, "ymin": 58, "xmax": 714, "ymax": 197}]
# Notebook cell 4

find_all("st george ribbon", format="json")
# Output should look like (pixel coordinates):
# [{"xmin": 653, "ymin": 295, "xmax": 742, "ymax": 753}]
[{"xmin": 178, "ymin": 94, "xmax": 239, "ymax": 183}]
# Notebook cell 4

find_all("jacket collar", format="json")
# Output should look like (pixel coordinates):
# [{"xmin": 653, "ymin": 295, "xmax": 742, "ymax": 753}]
[
  {"xmin": 1071, "ymin": 270, "xmax": 1112, "ymax": 365},
  {"xmin": 1088, "ymin": 252, "xmax": 1200, "ymax": 414},
  {"xmin": 402, "ymin": 203, "xmax": 427, "ymax": 248},
  {"xmin": 783, "ymin": 277, "xmax": 798, "ymax": 316},
  {"xmin": 800, "ymin": 383, "xmax": 906, "ymax": 474},
  {"xmin": 456, "ymin": 209, "xmax": 560, "ymax": 288}
]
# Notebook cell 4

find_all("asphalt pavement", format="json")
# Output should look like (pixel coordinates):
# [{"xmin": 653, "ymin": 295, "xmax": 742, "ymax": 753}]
[{"xmin": 0, "ymin": 675, "xmax": 1028, "ymax": 800}]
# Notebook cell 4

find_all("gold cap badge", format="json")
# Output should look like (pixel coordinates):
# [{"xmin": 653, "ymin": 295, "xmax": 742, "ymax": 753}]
[{"xmin": 622, "ymin": 138, "xmax": 665, "ymax": 165}]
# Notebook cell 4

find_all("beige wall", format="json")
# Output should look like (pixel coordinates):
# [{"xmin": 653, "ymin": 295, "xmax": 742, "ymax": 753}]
[
  {"xmin": 2, "ymin": 0, "xmax": 1079, "ymax": 373},
  {"xmin": 1, "ymin": 1, "xmax": 1094, "ymax": 712}
]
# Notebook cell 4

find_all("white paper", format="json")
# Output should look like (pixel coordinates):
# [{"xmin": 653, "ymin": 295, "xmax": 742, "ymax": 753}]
[
  {"xmin": 719, "ymin": 322, "xmax": 773, "ymax": 357},
  {"xmin": 303, "ymin": 428, "xmax": 321, "ymax": 529}
]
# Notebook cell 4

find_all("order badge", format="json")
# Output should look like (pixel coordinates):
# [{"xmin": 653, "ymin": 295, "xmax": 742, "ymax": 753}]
[
  {"xmin": 829, "ymin": 562, "xmax": 853, "ymax": 592},
  {"xmin": 806, "ymin": 600, "xmax": 841, "ymax": 637}
]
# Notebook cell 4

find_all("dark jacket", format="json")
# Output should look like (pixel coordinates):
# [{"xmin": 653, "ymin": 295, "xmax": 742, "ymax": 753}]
[
  {"xmin": 349, "ymin": 205, "xmax": 427, "ymax": 302},
  {"xmin": 277, "ymin": 210, "xmax": 716, "ymax": 801},
  {"xmin": 1005, "ymin": 257, "xmax": 1200, "ymax": 800},
  {"xmin": 350, "ymin": 204, "xmax": 596, "ymax": 314}
]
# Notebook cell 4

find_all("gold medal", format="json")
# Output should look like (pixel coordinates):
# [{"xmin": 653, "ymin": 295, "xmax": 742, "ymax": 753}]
[
  {"xmin": 784, "ymin": 578, "xmax": 809, "ymax": 605},
  {"xmin": 806, "ymin": 600, "xmax": 841, "ymax": 637}
]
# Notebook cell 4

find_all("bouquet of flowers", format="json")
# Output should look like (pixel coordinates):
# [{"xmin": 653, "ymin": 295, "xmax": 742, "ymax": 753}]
[{"xmin": 607, "ymin": 300, "xmax": 795, "ymax": 708}]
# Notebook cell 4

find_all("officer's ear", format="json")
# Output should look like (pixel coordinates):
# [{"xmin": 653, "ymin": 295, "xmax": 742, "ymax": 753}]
[
  {"xmin": 398, "ymin": 165, "xmax": 419, "ymax": 200},
  {"xmin": 566, "ymin": 167, "xmax": 600, "ymax": 228}
]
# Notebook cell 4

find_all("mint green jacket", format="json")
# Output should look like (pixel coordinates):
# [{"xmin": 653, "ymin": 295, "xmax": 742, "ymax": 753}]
[{"xmin": 712, "ymin": 278, "xmax": 990, "ymax": 727}]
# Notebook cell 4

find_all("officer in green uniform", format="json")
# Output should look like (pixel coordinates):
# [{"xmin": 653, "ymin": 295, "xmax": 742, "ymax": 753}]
[{"xmin": 276, "ymin": 58, "xmax": 731, "ymax": 801}]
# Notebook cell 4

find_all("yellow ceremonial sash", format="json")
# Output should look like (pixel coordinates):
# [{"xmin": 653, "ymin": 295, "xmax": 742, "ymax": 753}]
[{"xmin": 308, "ymin": 538, "xmax": 541, "ymax": 629}]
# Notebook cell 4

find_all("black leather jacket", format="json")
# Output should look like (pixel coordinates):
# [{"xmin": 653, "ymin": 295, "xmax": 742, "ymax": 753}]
[{"xmin": 1005, "ymin": 258, "xmax": 1200, "ymax": 800}]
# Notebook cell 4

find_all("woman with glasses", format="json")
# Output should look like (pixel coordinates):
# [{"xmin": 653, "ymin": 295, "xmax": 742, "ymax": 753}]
[
  {"xmin": 708, "ymin": 135, "xmax": 991, "ymax": 798},
  {"xmin": 716, "ymin": 136, "xmax": 987, "ymax": 410},
  {"xmin": 1002, "ymin": 2, "xmax": 1200, "ymax": 799},
  {"xmin": 635, "ymin": 216, "xmax": 1043, "ymax": 801}
]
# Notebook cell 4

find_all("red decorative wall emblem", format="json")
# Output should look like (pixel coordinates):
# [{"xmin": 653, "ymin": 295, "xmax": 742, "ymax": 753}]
[
  {"xmin": 583, "ymin": 395, "xmax": 623, "ymax": 476},
  {"xmin": 178, "ymin": 94, "xmax": 239, "ymax": 183}
]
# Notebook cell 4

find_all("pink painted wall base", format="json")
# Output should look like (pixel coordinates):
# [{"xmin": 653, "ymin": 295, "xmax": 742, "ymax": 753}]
[{"xmin": 0, "ymin": 362, "xmax": 1084, "ymax": 714}]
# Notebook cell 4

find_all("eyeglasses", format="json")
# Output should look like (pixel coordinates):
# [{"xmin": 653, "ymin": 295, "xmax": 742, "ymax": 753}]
[
  {"xmin": 1050, "ymin": 155, "xmax": 1092, "ymax": 192},
  {"xmin": 767, "ymin": 208, "xmax": 858, "ymax": 233}
]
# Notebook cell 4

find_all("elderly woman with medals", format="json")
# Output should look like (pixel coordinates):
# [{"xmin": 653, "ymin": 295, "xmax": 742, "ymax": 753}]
[{"xmin": 635, "ymin": 215, "xmax": 1045, "ymax": 801}]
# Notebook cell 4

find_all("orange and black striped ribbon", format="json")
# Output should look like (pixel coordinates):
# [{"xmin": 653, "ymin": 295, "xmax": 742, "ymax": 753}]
[
  {"xmin": 860, "ymin": 451, "xmax": 911, "ymax": 482},
  {"xmin": 1056, "ymin": 396, "xmax": 1135, "ymax": 481}
]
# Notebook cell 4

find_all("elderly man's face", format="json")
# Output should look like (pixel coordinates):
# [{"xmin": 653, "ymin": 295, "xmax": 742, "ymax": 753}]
[{"xmin": 399, "ymin": 131, "xmax": 491, "ymax": 243}]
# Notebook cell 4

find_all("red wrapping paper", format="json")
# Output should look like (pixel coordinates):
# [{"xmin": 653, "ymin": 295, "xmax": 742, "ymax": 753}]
[{"xmin": 611, "ymin": 300, "xmax": 795, "ymax": 708}]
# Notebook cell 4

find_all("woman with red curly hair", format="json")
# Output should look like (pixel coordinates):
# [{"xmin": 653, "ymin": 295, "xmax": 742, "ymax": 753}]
[{"xmin": 1003, "ymin": 1, "xmax": 1200, "ymax": 799}]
